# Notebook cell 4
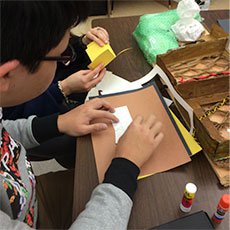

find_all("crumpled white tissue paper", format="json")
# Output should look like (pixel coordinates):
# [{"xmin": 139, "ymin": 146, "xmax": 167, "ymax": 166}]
[{"xmin": 171, "ymin": 0, "xmax": 205, "ymax": 42}]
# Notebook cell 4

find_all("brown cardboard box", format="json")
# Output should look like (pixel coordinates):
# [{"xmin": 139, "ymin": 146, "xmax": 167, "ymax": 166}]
[
  {"xmin": 156, "ymin": 30, "xmax": 229, "ymax": 174},
  {"xmin": 187, "ymin": 92, "xmax": 229, "ymax": 161},
  {"xmin": 157, "ymin": 37, "xmax": 229, "ymax": 99}
]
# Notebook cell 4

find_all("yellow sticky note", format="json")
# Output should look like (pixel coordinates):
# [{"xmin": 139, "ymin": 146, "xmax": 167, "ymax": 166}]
[
  {"xmin": 138, "ymin": 173, "xmax": 154, "ymax": 180},
  {"xmin": 170, "ymin": 110, "xmax": 202, "ymax": 156},
  {"xmin": 86, "ymin": 41, "xmax": 116, "ymax": 70}
]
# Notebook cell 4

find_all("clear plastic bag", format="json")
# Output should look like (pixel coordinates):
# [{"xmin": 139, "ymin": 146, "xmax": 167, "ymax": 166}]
[
  {"xmin": 133, "ymin": 8, "xmax": 202, "ymax": 65},
  {"xmin": 171, "ymin": 18, "xmax": 205, "ymax": 42},
  {"xmin": 177, "ymin": 0, "xmax": 200, "ymax": 18},
  {"xmin": 171, "ymin": 0, "xmax": 204, "ymax": 42},
  {"xmin": 133, "ymin": 10, "xmax": 180, "ymax": 65},
  {"xmin": 195, "ymin": 0, "xmax": 211, "ymax": 10}
]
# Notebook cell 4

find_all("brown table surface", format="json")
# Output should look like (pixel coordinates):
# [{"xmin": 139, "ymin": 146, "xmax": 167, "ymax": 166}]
[{"xmin": 73, "ymin": 10, "xmax": 230, "ymax": 229}]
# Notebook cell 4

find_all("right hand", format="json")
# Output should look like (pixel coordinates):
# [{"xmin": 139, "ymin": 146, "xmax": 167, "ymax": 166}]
[
  {"xmin": 57, "ymin": 98, "xmax": 119, "ymax": 137},
  {"xmin": 60, "ymin": 64, "xmax": 105, "ymax": 96},
  {"xmin": 115, "ymin": 115, "xmax": 164, "ymax": 168},
  {"xmin": 82, "ymin": 27, "xmax": 109, "ymax": 46}
]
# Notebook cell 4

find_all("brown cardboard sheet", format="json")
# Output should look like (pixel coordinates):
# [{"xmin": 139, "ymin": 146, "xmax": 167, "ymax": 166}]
[
  {"xmin": 204, "ymin": 152, "xmax": 230, "ymax": 187},
  {"xmin": 91, "ymin": 84, "xmax": 191, "ymax": 182}
]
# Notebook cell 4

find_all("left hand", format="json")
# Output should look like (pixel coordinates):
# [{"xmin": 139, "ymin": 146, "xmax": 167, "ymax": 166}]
[
  {"xmin": 57, "ymin": 98, "xmax": 119, "ymax": 137},
  {"xmin": 60, "ymin": 64, "xmax": 105, "ymax": 95},
  {"xmin": 82, "ymin": 27, "xmax": 109, "ymax": 46}
]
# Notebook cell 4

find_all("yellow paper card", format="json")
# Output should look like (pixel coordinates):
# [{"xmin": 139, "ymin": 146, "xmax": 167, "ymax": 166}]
[
  {"xmin": 170, "ymin": 110, "xmax": 202, "ymax": 156},
  {"xmin": 86, "ymin": 41, "xmax": 116, "ymax": 70}
]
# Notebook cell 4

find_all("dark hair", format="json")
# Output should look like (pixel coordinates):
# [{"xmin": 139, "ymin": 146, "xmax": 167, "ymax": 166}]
[{"xmin": 1, "ymin": 1, "xmax": 90, "ymax": 72}]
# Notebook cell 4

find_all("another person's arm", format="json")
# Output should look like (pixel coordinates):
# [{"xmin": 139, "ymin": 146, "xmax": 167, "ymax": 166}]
[
  {"xmin": 71, "ymin": 115, "xmax": 164, "ymax": 229},
  {"xmin": 3, "ymin": 98, "xmax": 118, "ymax": 148},
  {"xmin": 58, "ymin": 27, "xmax": 110, "ymax": 97},
  {"xmin": 1, "ymin": 115, "xmax": 163, "ymax": 229}
]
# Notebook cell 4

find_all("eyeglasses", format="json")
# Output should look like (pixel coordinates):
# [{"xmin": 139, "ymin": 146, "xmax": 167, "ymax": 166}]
[{"xmin": 42, "ymin": 43, "xmax": 76, "ymax": 66}]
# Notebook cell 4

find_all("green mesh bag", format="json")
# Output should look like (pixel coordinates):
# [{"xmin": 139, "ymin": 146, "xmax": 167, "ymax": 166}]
[{"xmin": 133, "ymin": 10, "xmax": 201, "ymax": 65}]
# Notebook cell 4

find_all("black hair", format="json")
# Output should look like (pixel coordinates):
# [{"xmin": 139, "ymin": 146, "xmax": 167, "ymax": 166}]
[{"xmin": 1, "ymin": 1, "xmax": 90, "ymax": 72}]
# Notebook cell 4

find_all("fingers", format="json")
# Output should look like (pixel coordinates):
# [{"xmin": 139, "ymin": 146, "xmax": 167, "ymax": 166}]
[
  {"xmin": 82, "ymin": 67, "xmax": 105, "ymax": 91},
  {"xmin": 87, "ymin": 33, "xmax": 104, "ymax": 46},
  {"xmin": 87, "ymin": 27, "xmax": 109, "ymax": 46},
  {"xmin": 145, "ymin": 115, "xmax": 156, "ymax": 129},
  {"xmin": 90, "ymin": 110, "xmax": 119, "ymax": 123},
  {"xmin": 133, "ymin": 115, "xmax": 143, "ymax": 125},
  {"xmin": 85, "ymin": 123, "xmax": 108, "ymax": 133},
  {"xmin": 153, "ymin": 132, "xmax": 164, "ymax": 148},
  {"xmin": 95, "ymin": 27, "xmax": 109, "ymax": 44},
  {"xmin": 0, "ymin": 60, "xmax": 19, "ymax": 77},
  {"xmin": 134, "ymin": 114, "xmax": 163, "ymax": 142},
  {"xmin": 85, "ymin": 64, "xmax": 104, "ymax": 80},
  {"xmin": 89, "ymin": 68, "xmax": 106, "ymax": 85},
  {"xmin": 88, "ymin": 98, "xmax": 116, "ymax": 113},
  {"xmin": 151, "ymin": 121, "xmax": 163, "ymax": 138},
  {"xmin": 78, "ymin": 69, "xmax": 92, "ymax": 75},
  {"xmin": 96, "ymin": 27, "xmax": 109, "ymax": 39}
]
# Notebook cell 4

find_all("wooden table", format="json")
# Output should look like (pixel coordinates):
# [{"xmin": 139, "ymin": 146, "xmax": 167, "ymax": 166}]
[{"xmin": 73, "ymin": 10, "xmax": 229, "ymax": 229}]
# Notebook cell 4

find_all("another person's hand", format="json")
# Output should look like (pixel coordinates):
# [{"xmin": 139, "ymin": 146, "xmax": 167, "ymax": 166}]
[
  {"xmin": 0, "ymin": 60, "xmax": 19, "ymax": 77},
  {"xmin": 115, "ymin": 115, "xmax": 164, "ymax": 168},
  {"xmin": 82, "ymin": 27, "xmax": 109, "ymax": 46},
  {"xmin": 60, "ymin": 64, "xmax": 105, "ymax": 95},
  {"xmin": 57, "ymin": 98, "xmax": 119, "ymax": 137}
]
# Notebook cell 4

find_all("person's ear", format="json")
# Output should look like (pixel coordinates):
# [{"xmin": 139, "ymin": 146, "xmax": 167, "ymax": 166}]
[{"xmin": 0, "ymin": 60, "xmax": 19, "ymax": 92}]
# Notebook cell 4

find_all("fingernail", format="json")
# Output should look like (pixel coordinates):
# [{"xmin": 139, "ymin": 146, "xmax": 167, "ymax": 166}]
[
  {"xmin": 101, "ymin": 124, "xmax": 108, "ymax": 129},
  {"xmin": 93, "ymin": 73, "xmax": 99, "ymax": 79}
]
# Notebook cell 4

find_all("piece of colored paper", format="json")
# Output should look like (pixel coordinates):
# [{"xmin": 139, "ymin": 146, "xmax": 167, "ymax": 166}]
[
  {"xmin": 86, "ymin": 41, "xmax": 116, "ymax": 69},
  {"xmin": 170, "ymin": 110, "xmax": 202, "ymax": 156},
  {"xmin": 86, "ymin": 71, "xmax": 142, "ymax": 100},
  {"xmin": 91, "ymin": 84, "xmax": 191, "ymax": 183}
]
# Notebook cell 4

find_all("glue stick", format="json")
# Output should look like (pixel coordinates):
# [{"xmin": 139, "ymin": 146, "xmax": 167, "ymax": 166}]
[
  {"xmin": 180, "ymin": 183, "xmax": 197, "ymax": 213},
  {"xmin": 212, "ymin": 194, "xmax": 230, "ymax": 224}
]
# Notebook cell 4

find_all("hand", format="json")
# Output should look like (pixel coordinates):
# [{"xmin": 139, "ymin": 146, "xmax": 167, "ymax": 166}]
[
  {"xmin": 82, "ymin": 27, "xmax": 109, "ymax": 46},
  {"xmin": 57, "ymin": 98, "xmax": 119, "ymax": 137},
  {"xmin": 60, "ymin": 64, "xmax": 105, "ymax": 95},
  {"xmin": 115, "ymin": 115, "xmax": 164, "ymax": 168},
  {"xmin": 0, "ymin": 60, "xmax": 19, "ymax": 77}
]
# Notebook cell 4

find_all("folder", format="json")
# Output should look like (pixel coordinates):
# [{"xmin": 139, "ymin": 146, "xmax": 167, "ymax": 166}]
[{"xmin": 91, "ymin": 82, "xmax": 191, "ymax": 182}]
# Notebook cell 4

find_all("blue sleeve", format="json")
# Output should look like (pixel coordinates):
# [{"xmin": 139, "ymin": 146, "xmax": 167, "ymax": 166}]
[
  {"xmin": 3, "ymin": 90, "xmax": 63, "ymax": 119},
  {"xmin": 48, "ymin": 82, "xmax": 64, "ymax": 104}
]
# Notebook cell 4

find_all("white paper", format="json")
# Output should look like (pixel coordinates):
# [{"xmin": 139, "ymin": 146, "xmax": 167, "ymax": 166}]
[
  {"xmin": 86, "ymin": 71, "xmax": 142, "ymax": 100},
  {"xmin": 131, "ymin": 67, "xmax": 159, "ymax": 86},
  {"xmin": 154, "ymin": 65, "xmax": 194, "ymax": 134},
  {"xmin": 112, "ymin": 106, "xmax": 133, "ymax": 144},
  {"xmin": 164, "ymin": 97, "xmax": 173, "ymax": 107}
]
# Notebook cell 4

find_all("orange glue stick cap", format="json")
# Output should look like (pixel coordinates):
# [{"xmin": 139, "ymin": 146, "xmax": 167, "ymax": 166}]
[{"xmin": 219, "ymin": 194, "xmax": 230, "ymax": 210}]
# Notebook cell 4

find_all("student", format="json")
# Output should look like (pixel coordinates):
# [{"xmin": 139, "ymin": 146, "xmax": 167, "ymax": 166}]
[
  {"xmin": 0, "ymin": 1, "xmax": 164, "ymax": 229},
  {"xmin": 3, "ymin": 27, "xmax": 110, "ymax": 120},
  {"xmin": 2, "ymin": 26, "xmax": 110, "ymax": 168}
]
